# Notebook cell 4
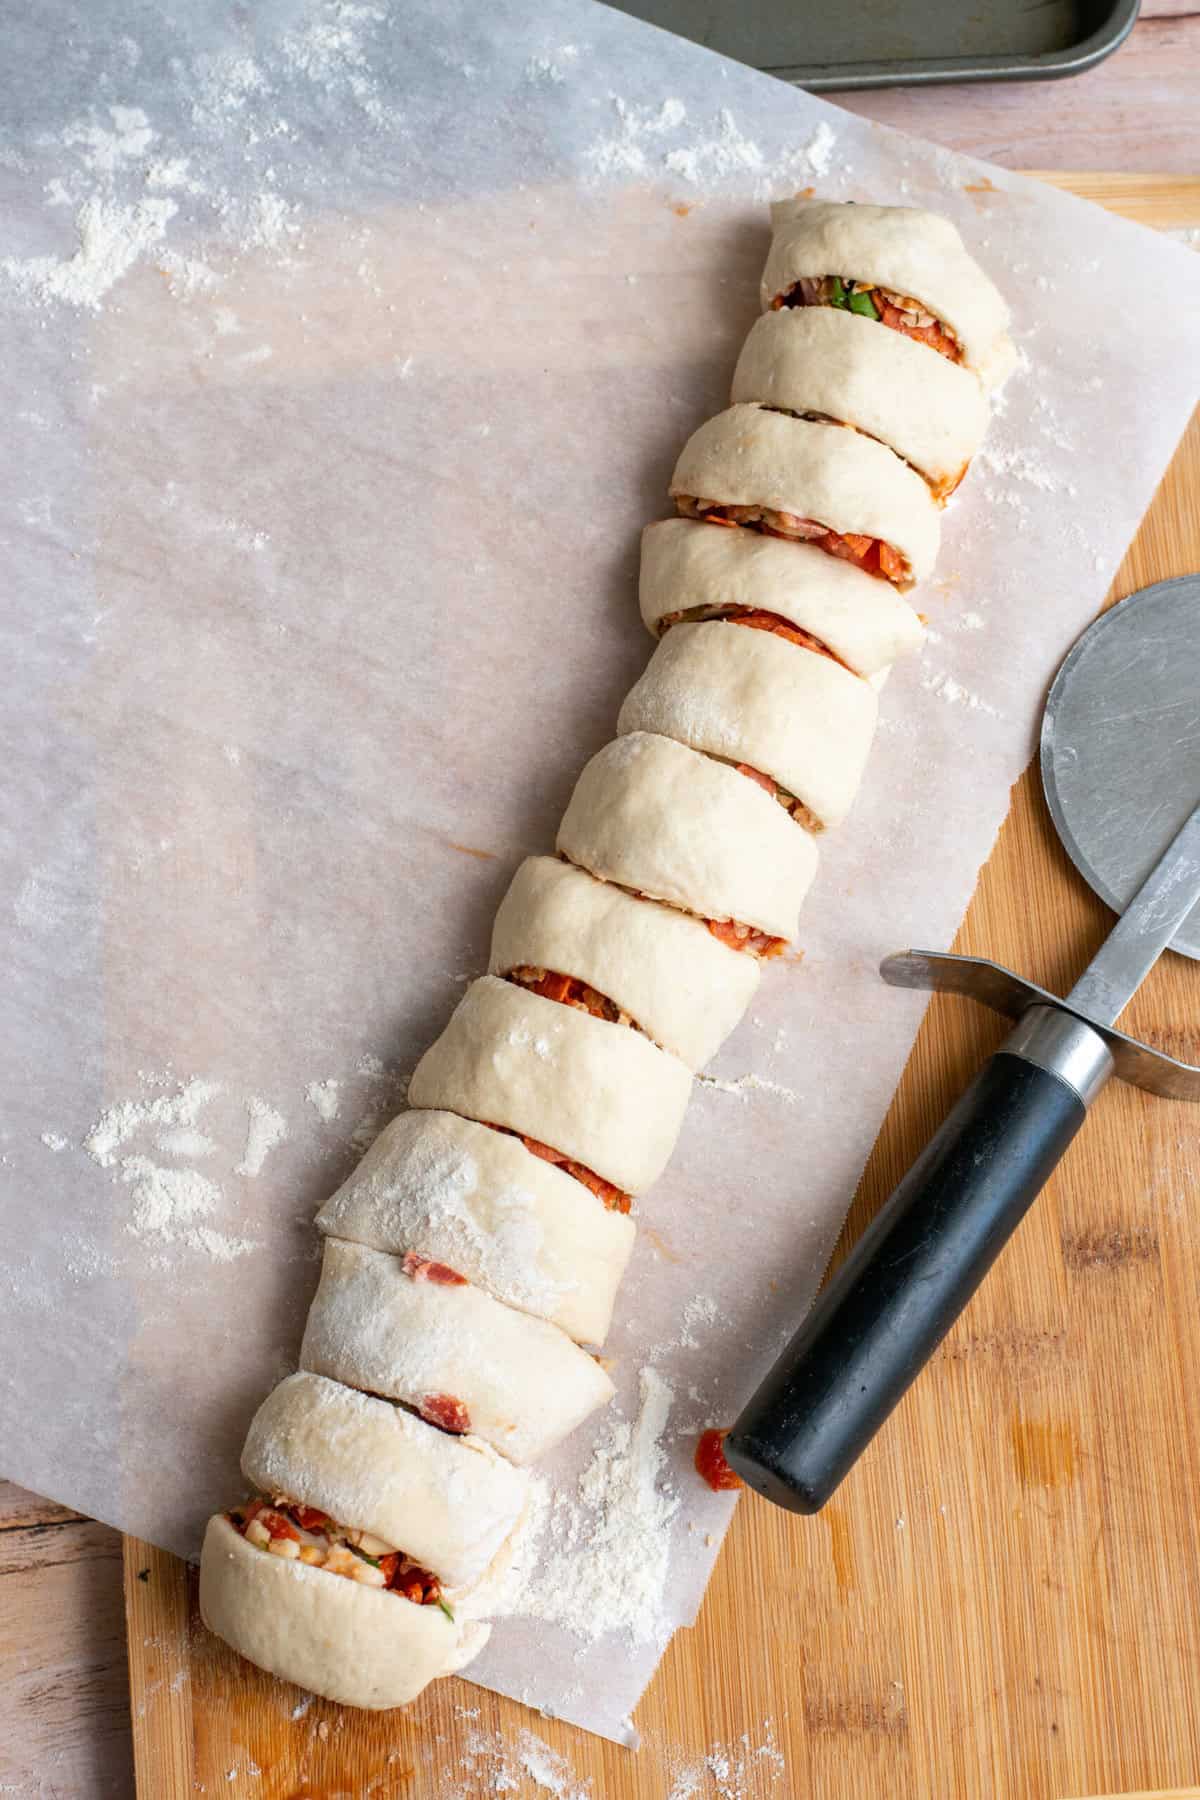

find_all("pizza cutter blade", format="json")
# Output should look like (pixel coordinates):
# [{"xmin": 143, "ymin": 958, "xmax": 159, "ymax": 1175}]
[{"xmin": 726, "ymin": 575, "xmax": 1200, "ymax": 1514}]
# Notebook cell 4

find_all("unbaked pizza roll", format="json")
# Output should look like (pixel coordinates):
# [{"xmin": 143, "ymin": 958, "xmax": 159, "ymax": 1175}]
[
  {"xmin": 199, "ymin": 1509, "xmax": 488, "ymax": 1710},
  {"xmin": 409, "ymin": 974, "xmax": 692, "ymax": 1198},
  {"xmin": 670, "ymin": 403, "xmax": 939, "ymax": 589},
  {"xmin": 618, "ymin": 621, "xmax": 877, "ymax": 831},
  {"xmin": 762, "ymin": 198, "xmax": 1014, "ymax": 391},
  {"xmin": 240, "ymin": 1370, "xmax": 528, "ymax": 1588},
  {"xmin": 490, "ymin": 855, "xmax": 760, "ymax": 1073},
  {"xmin": 300, "ymin": 1238, "xmax": 615, "ymax": 1464},
  {"xmin": 731, "ymin": 307, "xmax": 988, "ymax": 500},
  {"xmin": 639, "ymin": 518, "xmax": 922, "ymax": 677},
  {"xmin": 558, "ymin": 733, "xmax": 817, "ymax": 949},
  {"xmin": 315, "ymin": 1108, "xmax": 635, "ymax": 1345}
]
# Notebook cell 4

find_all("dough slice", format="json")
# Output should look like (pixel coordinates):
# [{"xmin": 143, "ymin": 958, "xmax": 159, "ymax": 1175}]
[
  {"xmin": 315, "ymin": 1108, "xmax": 634, "ymax": 1345},
  {"xmin": 557, "ymin": 733, "xmax": 817, "ymax": 945},
  {"xmin": 762, "ymin": 198, "xmax": 1014, "ymax": 389},
  {"xmin": 408, "ymin": 974, "xmax": 692, "ymax": 1197},
  {"xmin": 639, "ymin": 518, "xmax": 922, "ymax": 676},
  {"xmin": 618, "ymin": 621, "xmax": 877, "ymax": 830},
  {"xmin": 199, "ymin": 1513, "xmax": 484, "ymax": 1709},
  {"xmin": 490, "ymin": 855, "xmax": 759, "ymax": 1072},
  {"xmin": 669, "ymin": 404, "xmax": 940, "ymax": 589},
  {"xmin": 731, "ymin": 306, "xmax": 988, "ymax": 499},
  {"xmin": 300, "ymin": 1238, "xmax": 615, "ymax": 1464},
  {"xmin": 240, "ymin": 1370, "xmax": 529, "ymax": 1588}
]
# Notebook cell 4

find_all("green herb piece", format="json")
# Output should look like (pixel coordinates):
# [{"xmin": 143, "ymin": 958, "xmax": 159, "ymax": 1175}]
[
  {"xmin": 349, "ymin": 1542, "xmax": 381, "ymax": 1568},
  {"xmin": 828, "ymin": 276, "xmax": 848, "ymax": 309},
  {"xmin": 437, "ymin": 1597, "xmax": 456, "ymax": 1623},
  {"xmin": 848, "ymin": 289, "xmax": 879, "ymax": 319}
]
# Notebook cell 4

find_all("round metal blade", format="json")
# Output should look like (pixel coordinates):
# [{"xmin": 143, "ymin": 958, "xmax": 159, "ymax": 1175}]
[{"xmin": 1041, "ymin": 575, "xmax": 1200, "ymax": 963}]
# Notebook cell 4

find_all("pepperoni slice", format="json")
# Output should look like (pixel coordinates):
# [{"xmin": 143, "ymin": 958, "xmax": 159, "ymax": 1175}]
[
  {"xmin": 402, "ymin": 1250, "xmax": 468, "ymax": 1285},
  {"xmin": 695, "ymin": 1428, "xmax": 744, "ymax": 1493},
  {"xmin": 419, "ymin": 1393, "xmax": 471, "ymax": 1434}
]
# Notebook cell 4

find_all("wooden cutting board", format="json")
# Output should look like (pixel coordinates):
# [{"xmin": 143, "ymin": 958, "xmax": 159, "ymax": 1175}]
[{"xmin": 124, "ymin": 173, "xmax": 1200, "ymax": 1800}]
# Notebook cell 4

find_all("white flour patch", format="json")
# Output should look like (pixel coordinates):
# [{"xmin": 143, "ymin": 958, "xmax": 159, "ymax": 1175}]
[
  {"xmin": 40, "ymin": 1132, "xmax": 68, "ymax": 1153},
  {"xmin": 586, "ymin": 96, "xmax": 686, "ymax": 180},
  {"xmin": 237, "ymin": 1097, "xmax": 288, "ymax": 1177},
  {"xmin": 84, "ymin": 1077, "xmax": 224, "ymax": 1168},
  {"xmin": 448, "ymin": 1724, "xmax": 591, "ymax": 1799},
  {"xmin": 696, "ymin": 1071, "xmax": 797, "ymax": 1104},
  {"xmin": 665, "ymin": 109, "xmax": 764, "ymax": 187},
  {"xmin": 305, "ymin": 1079, "xmax": 341, "ymax": 1122},
  {"xmin": 664, "ymin": 1723, "xmax": 787, "ymax": 1799},
  {"xmin": 1, "ymin": 194, "xmax": 177, "ymax": 310},
  {"xmin": 62, "ymin": 104, "xmax": 155, "ymax": 175},
  {"xmin": 120, "ymin": 1156, "xmax": 220, "ymax": 1240},
  {"xmin": 159, "ymin": 251, "xmax": 221, "ymax": 297},
  {"xmin": 155, "ymin": 1126, "xmax": 217, "ymax": 1159},
  {"xmin": 504, "ymin": 1367, "xmax": 680, "ymax": 1647},
  {"xmin": 921, "ymin": 668, "xmax": 1004, "ymax": 718},
  {"xmin": 797, "ymin": 120, "xmax": 836, "ymax": 177}
]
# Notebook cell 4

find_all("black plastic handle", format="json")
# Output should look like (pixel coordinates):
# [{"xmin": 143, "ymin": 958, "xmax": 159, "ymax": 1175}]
[{"xmin": 725, "ymin": 1051, "xmax": 1088, "ymax": 1513}]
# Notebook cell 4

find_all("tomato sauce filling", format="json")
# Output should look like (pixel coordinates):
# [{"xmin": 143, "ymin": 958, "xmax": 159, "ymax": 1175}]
[
  {"xmin": 771, "ymin": 275, "xmax": 963, "ymax": 365},
  {"xmin": 657, "ymin": 603, "xmax": 854, "ymax": 675},
  {"xmin": 676, "ymin": 496, "xmax": 908, "ymax": 585},
  {"xmin": 483, "ymin": 1119, "xmax": 633, "ymax": 1216},
  {"xmin": 695, "ymin": 1428, "xmax": 744, "ymax": 1492},
  {"xmin": 506, "ymin": 965, "xmax": 634, "ymax": 1030},
  {"xmin": 226, "ymin": 1495, "xmax": 454, "ymax": 1616}
]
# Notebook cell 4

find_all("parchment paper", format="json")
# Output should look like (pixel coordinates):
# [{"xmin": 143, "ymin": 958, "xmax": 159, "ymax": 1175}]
[{"xmin": 2, "ymin": 0, "xmax": 1200, "ymax": 1748}]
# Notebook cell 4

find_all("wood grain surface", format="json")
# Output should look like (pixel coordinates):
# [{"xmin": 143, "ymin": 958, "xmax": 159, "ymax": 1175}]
[{"xmin": 3, "ymin": 170, "xmax": 1199, "ymax": 1800}]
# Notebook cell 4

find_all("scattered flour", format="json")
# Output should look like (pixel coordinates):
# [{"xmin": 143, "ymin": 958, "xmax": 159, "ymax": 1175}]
[
  {"xmin": 305, "ymin": 1079, "xmax": 341, "ymax": 1122},
  {"xmin": 40, "ymin": 1132, "xmax": 68, "ymax": 1153},
  {"xmin": 921, "ymin": 668, "xmax": 1004, "ymax": 718},
  {"xmin": 664, "ymin": 1726, "xmax": 787, "ymax": 1800},
  {"xmin": 61, "ymin": 104, "xmax": 155, "ymax": 175},
  {"xmin": 697, "ymin": 1071, "xmax": 797, "ymax": 1104},
  {"xmin": 237, "ymin": 1097, "xmax": 288, "ymax": 1177},
  {"xmin": 155, "ymin": 1126, "xmax": 217, "ymax": 1158},
  {"xmin": 84, "ymin": 1077, "xmax": 223, "ymax": 1168},
  {"xmin": 1, "ymin": 194, "xmax": 178, "ymax": 310},
  {"xmin": 448, "ymin": 1725, "xmax": 591, "ymax": 1799},
  {"xmin": 799, "ymin": 120, "xmax": 836, "ymax": 177},
  {"xmin": 665, "ymin": 109, "xmax": 764, "ymax": 187},
  {"xmin": 586, "ymin": 96, "xmax": 687, "ymax": 180},
  {"xmin": 503, "ymin": 1367, "xmax": 681, "ymax": 1646}
]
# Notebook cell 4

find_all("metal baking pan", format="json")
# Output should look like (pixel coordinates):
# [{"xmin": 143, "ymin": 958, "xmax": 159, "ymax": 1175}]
[{"xmin": 607, "ymin": 0, "xmax": 1140, "ymax": 88}]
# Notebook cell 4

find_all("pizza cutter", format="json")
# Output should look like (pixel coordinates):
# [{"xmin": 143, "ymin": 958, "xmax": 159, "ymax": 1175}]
[{"xmin": 726, "ymin": 575, "xmax": 1200, "ymax": 1513}]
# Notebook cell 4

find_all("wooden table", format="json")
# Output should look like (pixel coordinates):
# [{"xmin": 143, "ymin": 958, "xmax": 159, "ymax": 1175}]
[{"xmin": 2, "ymin": 77, "xmax": 1199, "ymax": 1800}]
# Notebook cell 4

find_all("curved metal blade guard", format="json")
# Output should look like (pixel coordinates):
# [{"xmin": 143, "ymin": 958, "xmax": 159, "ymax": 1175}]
[{"xmin": 882, "ymin": 950, "xmax": 1200, "ymax": 1102}]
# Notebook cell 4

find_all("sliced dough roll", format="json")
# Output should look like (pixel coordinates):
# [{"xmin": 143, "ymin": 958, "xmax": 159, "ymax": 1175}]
[
  {"xmin": 669, "ymin": 404, "xmax": 940, "ymax": 589},
  {"xmin": 300, "ymin": 1238, "xmax": 614, "ymax": 1464},
  {"xmin": 315, "ymin": 1108, "xmax": 634, "ymax": 1345},
  {"xmin": 409, "ymin": 974, "xmax": 691, "ymax": 1197},
  {"xmin": 490, "ymin": 855, "xmax": 759, "ymax": 1073},
  {"xmin": 557, "ymin": 733, "xmax": 817, "ymax": 944},
  {"xmin": 762, "ymin": 198, "xmax": 1014, "ymax": 390},
  {"xmin": 731, "ymin": 307, "xmax": 987, "ymax": 499},
  {"xmin": 618, "ymin": 621, "xmax": 877, "ymax": 831},
  {"xmin": 199, "ymin": 1513, "xmax": 485, "ymax": 1709},
  {"xmin": 240, "ymin": 1370, "xmax": 528, "ymax": 1588},
  {"xmin": 639, "ymin": 517, "xmax": 922, "ymax": 676}
]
